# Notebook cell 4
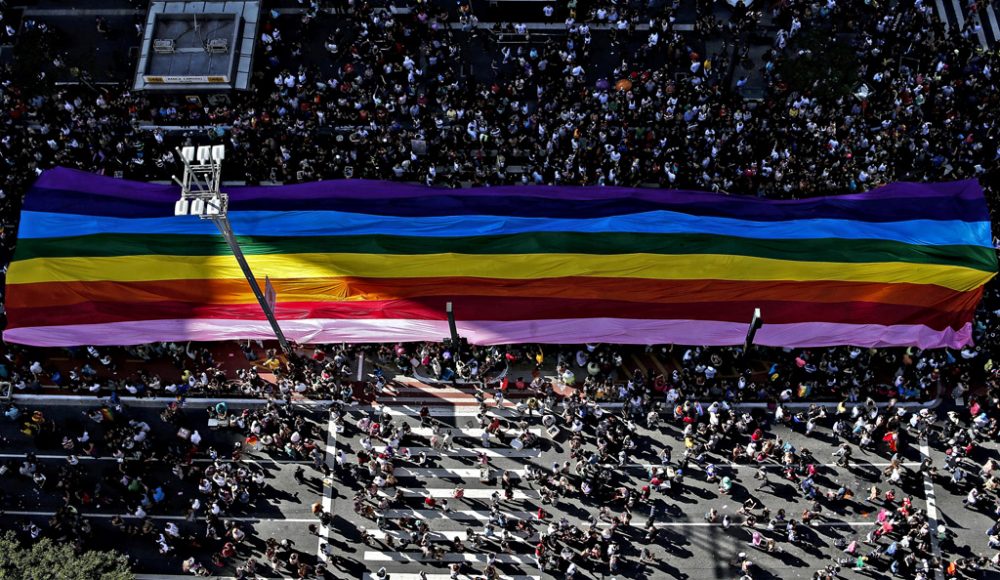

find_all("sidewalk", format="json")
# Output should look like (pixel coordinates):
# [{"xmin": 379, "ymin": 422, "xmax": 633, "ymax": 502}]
[
  {"xmin": 402, "ymin": 353, "xmax": 941, "ymax": 410},
  {"xmin": 5, "ymin": 341, "xmax": 942, "ymax": 409}
]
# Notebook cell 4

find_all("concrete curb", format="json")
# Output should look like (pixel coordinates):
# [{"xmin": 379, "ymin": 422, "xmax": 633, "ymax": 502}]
[
  {"xmin": 9, "ymin": 383, "xmax": 942, "ymax": 412},
  {"xmin": 410, "ymin": 367, "xmax": 942, "ymax": 411},
  {"xmin": 10, "ymin": 393, "xmax": 328, "ymax": 407}
]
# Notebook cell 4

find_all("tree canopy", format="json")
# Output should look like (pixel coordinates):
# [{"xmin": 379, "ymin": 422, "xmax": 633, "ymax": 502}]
[{"xmin": 0, "ymin": 531, "xmax": 133, "ymax": 580}]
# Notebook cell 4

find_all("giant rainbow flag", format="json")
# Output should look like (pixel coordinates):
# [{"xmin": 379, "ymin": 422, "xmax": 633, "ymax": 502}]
[{"xmin": 2, "ymin": 167, "xmax": 996, "ymax": 348}]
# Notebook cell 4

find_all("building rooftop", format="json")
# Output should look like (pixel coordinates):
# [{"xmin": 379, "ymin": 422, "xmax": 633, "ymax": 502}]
[{"xmin": 134, "ymin": 1, "xmax": 259, "ymax": 92}]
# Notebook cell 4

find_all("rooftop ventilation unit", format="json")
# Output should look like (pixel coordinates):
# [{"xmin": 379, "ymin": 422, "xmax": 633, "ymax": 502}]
[
  {"xmin": 153, "ymin": 38, "xmax": 175, "ymax": 53},
  {"xmin": 205, "ymin": 38, "xmax": 229, "ymax": 54}
]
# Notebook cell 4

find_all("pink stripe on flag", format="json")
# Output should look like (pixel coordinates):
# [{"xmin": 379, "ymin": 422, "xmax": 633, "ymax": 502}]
[{"xmin": 1, "ymin": 319, "xmax": 974, "ymax": 349}]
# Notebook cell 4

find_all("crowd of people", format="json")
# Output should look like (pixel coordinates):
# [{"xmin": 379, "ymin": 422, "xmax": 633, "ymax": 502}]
[
  {"xmin": 2, "ymin": 389, "xmax": 343, "ymax": 578},
  {"xmin": 4, "ymin": 336, "xmax": 1000, "ymax": 577},
  {"xmin": 0, "ymin": 0, "xmax": 998, "ymax": 576},
  {"xmin": 0, "ymin": 0, "xmax": 997, "ymax": 395},
  {"xmin": 1, "ymin": 1, "xmax": 999, "ymax": 196},
  {"xmin": 0, "ymin": 0, "xmax": 998, "ymax": 394},
  {"xmin": 349, "ymin": 363, "xmax": 1000, "ymax": 579},
  {"xmin": 2, "ymin": 334, "xmax": 992, "ymax": 410}
]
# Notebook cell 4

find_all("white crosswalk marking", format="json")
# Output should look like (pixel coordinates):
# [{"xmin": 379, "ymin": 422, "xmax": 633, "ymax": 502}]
[
  {"xmin": 985, "ymin": 3, "xmax": 1000, "ymax": 44},
  {"xmin": 386, "ymin": 384, "xmax": 509, "ymax": 397},
  {"xmin": 375, "ymin": 405, "xmax": 498, "ymax": 417},
  {"xmin": 935, "ymin": 0, "xmax": 950, "ymax": 29},
  {"xmin": 367, "ymin": 529, "xmax": 536, "ymax": 542},
  {"xmin": 388, "ymin": 462, "xmax": 669, "ymax": 474},
  {"xmin": 408, "ymin": 427, "xmax": 543, "ymax": 437},
  {"xmin": 378, "ymin": 487, "xmax": 540, "ymax": 500},
  {"xmin": 394, "ymin": 467, "xmax": 528, "ymax": 478},
  {"xmin": 363, "ymin": 574, "xmax": 540, "ymax": 580},
  {"xmin": 379, "ymin": 509, "xmax": 536, "ymax": 521},
  {"xmin": 972, "ymin": 11, "xmax": 989, "ymax": 46},
  {"xmin": 345, "ymin": 375, "xmax": 938, "ymax": 580},
  {"xmin": 951, "ymin": 0, "xmax": 966, "ymax": 29},
  {"xmin": 380, "ymin": 395, "xmax": 523, "ymax": 406},
  {"xmin": 364, "ymin": 551, "xmax": 539, "ymax": 564},
  {"xmin": 934, "ymin": 0, "xmax": 997, "ymax": 48},
  {"xmin": 401, "ymin": 446, "xmax": 542, "ymax": 458},
  {"xmin": 373, "ymin": 403, "xmax": 621, "ymax": 417},
  {"xmin": 354, "ymin": 402, "xmax": 562, "ymax": 578},
  {"xmin": 377, "ymin": 376, "xmax": 502, "ymax": 408}
]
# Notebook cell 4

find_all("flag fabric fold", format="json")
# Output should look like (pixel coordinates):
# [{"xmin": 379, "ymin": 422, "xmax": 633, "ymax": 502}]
[{"xmin": 3, "ymin": 167, "xmax": 996, "ymax": 348}]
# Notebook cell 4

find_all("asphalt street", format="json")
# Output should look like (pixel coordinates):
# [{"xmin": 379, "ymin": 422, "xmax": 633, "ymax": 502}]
[
  {"xmin": 330, "ymin": 388, "xmax": 995, "ymax": 580},
  {"xmin": 0, "ymin": 383, "xmax": 994, "ymax": 579},
  {"xmin": 0, "ymin": 397, "xmax": 331, "ymax": 578}
]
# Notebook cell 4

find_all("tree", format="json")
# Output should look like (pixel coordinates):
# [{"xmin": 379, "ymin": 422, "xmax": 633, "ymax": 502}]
[{"xmin": 0, "ymin": 531, "xmax": 133, "ymax": 580}]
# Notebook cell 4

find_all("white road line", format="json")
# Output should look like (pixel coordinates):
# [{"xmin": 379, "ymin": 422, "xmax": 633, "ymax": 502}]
[
  {"xmin": 401, "ymin": 446, "xmax": 542, "ymax": 458},
  {"xmin": 951, "ymin": 0, "xmax": 966, "ymax": 29},
  {"xmin": 973, "ymin": 12, "xmax": 989, "ymax": 47},
  {"xmin": 378, "ymin": 487, "xmax": 539, "ymax": 500},
  {"xmin": 371, "ymin": 399, "xmax": 915, "ymax": 415},
  {"xmin": 626, "ymin": 461, "xmax": 920, "ymax": 472},
  {"xmin": 919, "ymin": 442, "xmax": 946, "ymax": 580},
  {"xmin": 371, "ymin": 403, "xmax": 623, "ymax": 417},
  {"xmin": 386, "ymin": 385, "xmax": 484, "ymax": 396},
  {"xmin": 11, "ymin": 393, "xmax": 321, "ymax": 407},
  {"xmin": 986, "ymin": 3, "xmax": 1000, "ymax": 42},
  {"xmin": 369, "ymin": 510, "xmax": 874, "ymax": 540},
  {"xmin": 730, "ymin": 461, "xmax": 921, "ymax": 469},
  {"xmin": 2, "ymin": 510, "xmax": 314, "ymax": 523},
  {"xmin": 397, "ymin": 374, "xmax": 488, "ymax": 387},
  {"xmin": 379, "ymin": 509, "xmax": 535, "ymax": 521},
  {"xmin": 391, "ymin": 460, "xmax": 915, "ymax": 478},
  {"xmin": 363, "ymin": 574, "xmax": 538, "ymax": 580},
  {"xmin": 0, "ymin": 510, "xmax": 878, "ymax": 529},
  {"xmin": 13, "ymin": 392, "xmax": 936, "ymax": 411},
  {"xmin": 376, "ymin": 406, "xmax": 488, "ymax": 417},
  {"xmin": 936, "ymin": 0, "xmax": 950, "ymax": 30},
  {"xmin": 367, "ymin": 529, "xmax": 533, "ymax": 542},
  {"xmin": 0, "ymin": 452, "xmax": 309, "ymax": 464},
  {"xmin": 317, "ymin": 410, "xmax": 338, "ymax": 560},
  {"xmin": 378, "ymin": 397, "xmax": 495, "ymax": 404},
  {"xmin": 402, "ymin": 405, "xmax": 511, "ymax": 416},
  {"xmin": 364, "ymin": 551, "xmax": 537, "ymax": 564},
  {"xmin": 607, "ymin": 520, "xmax": 872, "ymax": 528},
  {"xmin": 408, "ymin": 427, "xmax": 542, "ymax": 437},
  {"xmin": 386, "ymin": 384, "xmax": 535, "ymax": 396},
  {"xmin": 394, "ymin": 467, "xmax": 528, "ymax": 478},
  {"xmin": 357, "ymin": 352, "xmax": 365, "ymax": 381}
]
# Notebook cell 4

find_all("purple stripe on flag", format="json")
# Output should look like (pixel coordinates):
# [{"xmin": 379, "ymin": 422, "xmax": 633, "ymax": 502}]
[{"xmin": 24, "ymin": 167, "xmax": 991, "ymax": 223}]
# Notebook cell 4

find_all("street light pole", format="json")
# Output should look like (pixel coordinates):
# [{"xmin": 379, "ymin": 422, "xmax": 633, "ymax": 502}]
[
  {"xmin": 742, "ymin": 307, "xmax": 763, "ymax": 362},
  {"xmin": 173, "ymin": 145, "xmax": 292, "ymax": 355},
  {"xmin": 445, "ymin": 301, "xmax": 463, "ymax": 365},
  {"xmin": 445, "ymin": 301, "xmax": 460, "ymax": 346}
]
